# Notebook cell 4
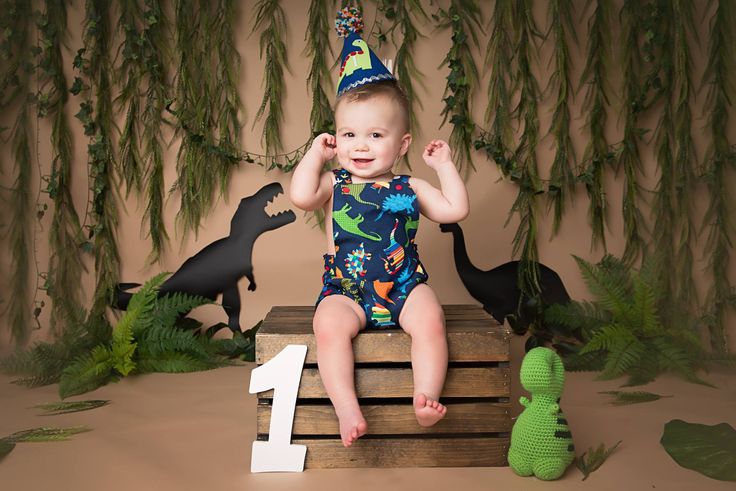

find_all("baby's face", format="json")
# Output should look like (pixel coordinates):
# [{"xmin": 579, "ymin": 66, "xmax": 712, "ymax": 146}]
[{"xmin": 334, "ymin": 95, "xmax": 411, "ymax": 181}]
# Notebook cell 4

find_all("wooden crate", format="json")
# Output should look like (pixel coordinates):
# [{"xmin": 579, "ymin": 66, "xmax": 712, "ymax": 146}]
[{"xmin": 254, "ymin": 304, "xmax": 512, "ymax": 468}]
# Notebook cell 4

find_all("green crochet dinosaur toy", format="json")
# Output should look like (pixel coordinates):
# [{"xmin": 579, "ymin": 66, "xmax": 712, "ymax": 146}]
[{"xmin": 508, "ymin": 347, "xmax": 575, "ymax": 480}]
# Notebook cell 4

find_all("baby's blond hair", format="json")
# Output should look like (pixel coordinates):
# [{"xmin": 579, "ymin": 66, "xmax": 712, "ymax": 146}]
[{"xmin": 335, "ymin": 80, "xmax": 411, "ymax": 134}]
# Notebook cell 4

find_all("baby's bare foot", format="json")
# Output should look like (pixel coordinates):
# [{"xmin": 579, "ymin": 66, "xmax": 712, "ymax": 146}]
[
  {"xmin": 413, "ymin": 393, "xmax": 447, "ymax": 427},
  {"xmin": 335, "ymin": 407, "xmax": 367, "ymax": 447}
]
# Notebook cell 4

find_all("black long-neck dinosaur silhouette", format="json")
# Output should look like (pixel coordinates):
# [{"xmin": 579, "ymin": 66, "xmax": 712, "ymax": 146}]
[
  {"xmin": 439, "ymin": 222, "xmax": 571, "ymax": 332},
  {"xmin": 115, "ymin": 182, "xmax": 296, "ymax": 332}
]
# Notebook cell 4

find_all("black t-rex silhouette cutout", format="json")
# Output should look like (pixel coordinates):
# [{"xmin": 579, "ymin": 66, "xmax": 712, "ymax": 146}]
[
  {"xmin": 440, "ymin": 223, "xmax": 573, "ymax": 350},
  {"xmin": 115, "ymin": 182, "xmax": 296, "ymax": 332}
]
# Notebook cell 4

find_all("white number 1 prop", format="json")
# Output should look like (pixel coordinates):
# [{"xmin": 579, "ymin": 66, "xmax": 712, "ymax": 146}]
[{"xmin": 249, "ymin": 344, "xmax": 308, "ymax": 473}]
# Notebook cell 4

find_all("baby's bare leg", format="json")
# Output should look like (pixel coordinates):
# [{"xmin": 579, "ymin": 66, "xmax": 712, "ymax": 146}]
[
  {"xmin": 399, "ymin": 284, "xmax": 448, "ymax": 427},
  {"xmin": 313, "ymin": 295, "xmax": 367, "ymax": 447}
]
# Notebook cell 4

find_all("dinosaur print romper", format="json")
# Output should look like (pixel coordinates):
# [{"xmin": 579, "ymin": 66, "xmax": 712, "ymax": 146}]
[{"xmin": 316, "ymin": 168, "xmax": 428, "ymax": 328}]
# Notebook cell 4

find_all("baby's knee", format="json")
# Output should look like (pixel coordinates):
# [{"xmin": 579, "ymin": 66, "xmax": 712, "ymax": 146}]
[{"xmin": 313, "ymin": 314, "xmax": 357, "ymax": 344}]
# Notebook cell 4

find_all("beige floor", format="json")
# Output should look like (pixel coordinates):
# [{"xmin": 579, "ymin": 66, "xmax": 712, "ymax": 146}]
[{"xmin": 1, "ymin": 337, "xmax": 734, "ymax": 491}]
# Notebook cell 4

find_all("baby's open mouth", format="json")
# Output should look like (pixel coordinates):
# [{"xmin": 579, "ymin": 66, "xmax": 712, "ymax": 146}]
[{"xmin": 353, "ymin": 158, "xmax": 373, "ymax": 164}]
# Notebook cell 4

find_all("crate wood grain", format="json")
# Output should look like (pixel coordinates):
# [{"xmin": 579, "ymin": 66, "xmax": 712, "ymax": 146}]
[
  {"xmin": 294, "ymin": 437, "xmax": 509, "ymax": 468},
  {"xmin": 258, "ymin": 401, "xmax": 511, "ymax": 435},
  {"xmin": 254, "ymin": 304, "xmax": 511, "ymax": 468},
  {"xmin": 256, "ymin": 305, "xmax": 511, "ymax": 364},
  {"xmin": 258, "ymin": 366, "xmax": 510, "ymax": 399}
]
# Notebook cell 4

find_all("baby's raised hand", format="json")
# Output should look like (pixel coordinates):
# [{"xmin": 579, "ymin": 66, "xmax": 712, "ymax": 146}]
[
  {"xmin": 422, "ymin": 140, "xmax": 453, "ymax": 170},
  {"xmin": 309, "ymin": 133, "xmax": 337, "ymax": 163}
]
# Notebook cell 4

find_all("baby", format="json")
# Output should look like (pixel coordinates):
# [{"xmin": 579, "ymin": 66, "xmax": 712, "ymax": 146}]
[{"xmin": 289, "ymin": 80, "xmax": 469, "ymax": 447}]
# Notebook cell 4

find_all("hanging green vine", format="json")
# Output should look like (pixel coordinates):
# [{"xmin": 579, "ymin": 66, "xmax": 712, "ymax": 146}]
[
  {"xmin": 305, "ymin": 0, "xmax": 335, "ymax": 135},
  {"xmin": 116, "ymin": 0, "xmax": 171, "ymax": 263},
  {"xmin": 546, "ymin": 0, "xmax": 577, "ymax": 237},
  {"xmin": 509, "ymin": 0, "xmax": 543, "ymax": 294},
  {"xmin": 38, "ymin": 0, "xmax": 86, "ymax": 336},
  {"xmin": 577, "ymin": 0, "xmax": 613, "ymax": 252},
  {"xmin": 671, "ymin": 0, "xmax": 698, "ymax": 311},
  {"xmin": 73, "ymin": 0, "xmax": 120, "ymax": 323},
  {"xmin": 437, "ymin": 0, "xmax": 482, "ymax": 175},
  {"xmin": 171, "ymin": 0, "xmax": 243, "ymax": 237},
  {"xmin": 8, "ymin": 107, "xmax": 33, "ymax": 346},
  {"xmin": 1, "ymin": 0, "xmax": 34, "ymax": 346},
  {"xmin": 252, "ymin": 0, "xmax": 288, "ymax": 156},
  {"xmin": 617, "ymin": 0, "xmax": 648, "ymax": 265},
  {"xmin": 376, "ymin": 0, "xmax": 427, "ymax": 133},
  {"xmin": 701, "ymin": 0, "xmax": 735, "ymax": 353},
  {"xmin": 476, "ymin": 0, "xmax": 514, "ymax": 176},
  {"xmin": 647, "ymin": 1, "xmax": 677, "ymax": 307}
]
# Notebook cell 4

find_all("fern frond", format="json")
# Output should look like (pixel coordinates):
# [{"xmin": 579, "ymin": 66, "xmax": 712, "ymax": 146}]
[
  {"xmin": 544, "ymin": 301, "xmax": 610, "ymax": 337},
  {"xmin": 580, "ymin": 324, "xmax": 636, "ymax": 355},
  {"xmin": 135, "ymin": 351, "xmax": 223, "ymax": 374},
  {"xmin": 137, "ymin": 323, "xmax": 213, "ymax": 360},
  {"xmin": 598, "ymin": 337, "xmax": 646, "ymax": 380},
  {"xmin": 58, "ymin": 345, "xmax": 115, "ymax": 399},
  {"xmin": 599, "ymin": 390, "xmax": 671, "ymax": 405},
  {"xmin": 632, "ymin": 271, "xmax": 660, "ymax": 336},
  {"xmin": 34, "ymin": 400, "xmax": 109, "ymax": 415},
  {"xmin": 573, "ymin": 256, "xmax": 633, "ymax": 323},
  {"xmin": 5, "ymin": 426, "xmax": 91, "ymax": 443},
  {"xmin": 144, "ymin": 291, "xmax": 212, "ymax": 335}
]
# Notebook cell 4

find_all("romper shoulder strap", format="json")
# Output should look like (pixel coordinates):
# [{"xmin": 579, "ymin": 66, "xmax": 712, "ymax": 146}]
[
  {"xmin": 333, "ymin": 168, "xmax": 352, "ymax": 184},
  {"xmin": 394, "ymin": 174, "xmax": 411, "ymax": 185}
]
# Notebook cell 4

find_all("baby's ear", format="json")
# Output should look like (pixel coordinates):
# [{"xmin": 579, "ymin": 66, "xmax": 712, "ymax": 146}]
[{"xmin": 400, "ymin": 133, "xmax": 412, "ymax": 156}]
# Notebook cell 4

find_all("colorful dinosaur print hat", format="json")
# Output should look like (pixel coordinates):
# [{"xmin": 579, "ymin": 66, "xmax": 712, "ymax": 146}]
[{"xmin": 335, "ymin": 7, "xmax": 394, "ymax": 96}]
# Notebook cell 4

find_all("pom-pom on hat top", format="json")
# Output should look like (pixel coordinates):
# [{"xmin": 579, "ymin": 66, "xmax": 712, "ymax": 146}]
[{"xmin": 335, "ymin": 7, "xmax": 395, "ymax": 96}]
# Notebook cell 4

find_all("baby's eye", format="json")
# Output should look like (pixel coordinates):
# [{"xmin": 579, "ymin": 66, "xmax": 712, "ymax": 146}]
[
  {"xmin": 371, "ymin": 132, "xmax": 382, "ymax": 138},
  {"xmin": 344, "ymin": 132, "xmax": 354, "ymax": 138}
]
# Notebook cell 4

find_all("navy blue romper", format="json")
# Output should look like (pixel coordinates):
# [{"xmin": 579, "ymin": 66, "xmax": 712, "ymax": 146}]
[{"xmin": 316, "ymin": 168, "xmax": 429, "ymax": 328}]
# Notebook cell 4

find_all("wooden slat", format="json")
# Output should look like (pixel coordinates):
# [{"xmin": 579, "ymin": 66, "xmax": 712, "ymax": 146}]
[
  {"xmin": 295, "ymin": 437, "xmax": 509, "ymax": 468},
  {"xmin": 256, "ymin": 329, "xmax": 509, "ymax": 364},
  {"xmin": 257, "ymin": 366, "xmax": 509, "ymax": 399},
  {"xmin": 264, "ymin": 304, "xmax": 493, "ymax": 322},
  {"xmin": 257, "ymin": 401, "xmax": 511, "ymax": 435}
]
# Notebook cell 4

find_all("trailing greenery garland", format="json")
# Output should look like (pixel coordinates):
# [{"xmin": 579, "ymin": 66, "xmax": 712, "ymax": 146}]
[
  {"xmin": 701, "ymin": 0, "xmax": 736, "ymax": 353},
  {"xmin": 377, "ymin": 0, "xmax": 427, "ymax": 135},
  {"xmin": 73, "ymin": 0, "xmax": 120, "ymax": 325},
  {"xmin": 116, "ymin": 0, "xmax": 171, "ymax": 263},
  {"xmin": 671, "ymin": 0, "xmax": 698, "ymax": 313},
  {"xmin": 577, "ymin": 0, "xmax": 612, "ymax": 252},
  {"xmin": 546, "ymin": 0, "xmax": 577, "ymax": 237},
  {"xmin": 171, "ymin": 0, "xmax": 243, "ymax": 237},
  {"xmin": 617, "ymin": 0, "xmax": 648, "ymax": 265},
  {"xmin": 2, "ymin": 0, "xmax": 34, "ymax": 346},
  {"xmin": 509, "ymin": 0, "xmax": 543, "ymax": 294},
  {"xmin": 437, "ymin": 0, "xmax": 482, "ymax": 175},
  {"xmin": 38, "ymin": 0, "xmax": 86, "ymax": 337},
  {"xmin": 648, "ymin": 1, "xmax": 677, "ymax": 309},
  {"xmin": 252, "ymin": 0, "xmax": 288, "ymax": 156},
  {"xmin": 476, "ymin": 0, "xmax": 514, "ymax": 176},
  {"xmin": 305, "ymin": 0, "xmax": 335, "ymax": 136},
  {"xmin": 8, "ymin": 106, "xmax": 33, "ymax": 346}
]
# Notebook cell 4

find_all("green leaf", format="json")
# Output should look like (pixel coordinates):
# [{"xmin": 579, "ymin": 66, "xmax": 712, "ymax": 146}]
[
  {"xmin": 661, "ymin": 420, "xmax": 736, "ymax": 481},
  {"xmin": 0, "ymin": 439, "xmax": 15, "ymax": 460},
  {"xmin": 34, "ymin": 400, "xmax": 110, "ymax": 415},
  {"xmin": 575, "ymin": 441, "xmax": 622, "ymax": 481},
  {"xmin": 6, "ymin": 426, "xmax": 91, "ymax": 443},
  {"xmin": 599, "ymin": 391, "xmax": 671, "ymax": 405}
]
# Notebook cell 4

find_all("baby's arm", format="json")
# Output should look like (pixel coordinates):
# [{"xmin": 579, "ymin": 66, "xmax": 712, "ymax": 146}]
[
  {"xmin": 410, "ymin": 140, "xmax": 469, "ymax": 223},
  {"xmin": 289, "ymin": 133, "xmax": 335, "ymax": 211}
]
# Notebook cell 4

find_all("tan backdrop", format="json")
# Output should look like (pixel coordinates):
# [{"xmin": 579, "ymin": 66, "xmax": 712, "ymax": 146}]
[{"xmin": 1, "ymin": 0, "xmax": 734, "ymax": 353}]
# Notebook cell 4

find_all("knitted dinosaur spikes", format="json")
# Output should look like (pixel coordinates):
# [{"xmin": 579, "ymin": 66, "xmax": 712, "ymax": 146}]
[{"xmin": 508, "ymin": 347, "xmax": 575, "ymax": 480}]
